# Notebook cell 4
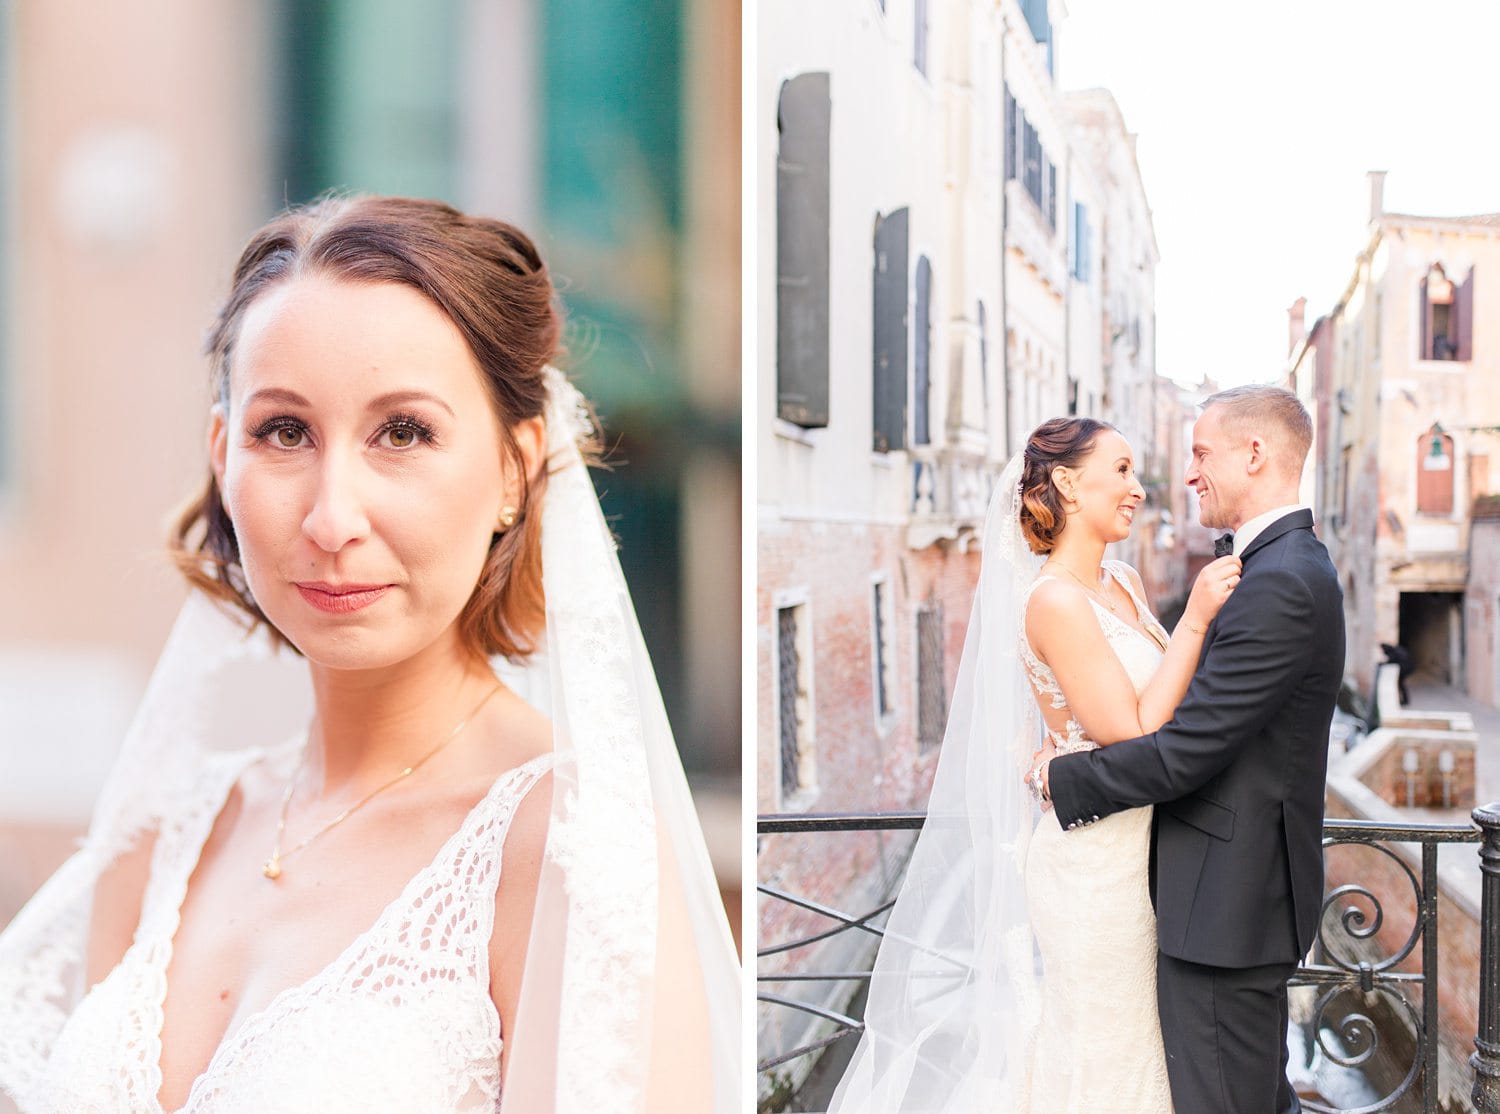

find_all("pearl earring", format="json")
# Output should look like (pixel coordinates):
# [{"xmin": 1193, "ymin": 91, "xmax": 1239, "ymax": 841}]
[{"xmin": 497, "ymin": 505, "xmax": 519, "ymax": 531}]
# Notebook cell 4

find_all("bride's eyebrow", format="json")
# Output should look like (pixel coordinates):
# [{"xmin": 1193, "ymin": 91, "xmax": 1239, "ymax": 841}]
[
  {"xmin": 243, "ymin": 387, "xmax": 310, "ymax": 409},
  {"xmin": 366, "ymin": 389, "xmax": 456, "ymax": 418}
]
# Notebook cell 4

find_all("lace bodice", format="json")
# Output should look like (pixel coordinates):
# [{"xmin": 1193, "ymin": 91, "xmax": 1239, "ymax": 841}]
[
  {"xmin": 34, "ymin": 747, "xmax": 552, "ymax": 1114},
  {"xmin": 1020, "ymin": 560, "xmax": 1169, "ymax": 754}
]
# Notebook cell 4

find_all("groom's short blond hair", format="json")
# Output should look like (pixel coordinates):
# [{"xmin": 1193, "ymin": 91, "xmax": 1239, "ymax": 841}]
[{"xmin": 1202, "ymin": 385, "xmax": 1313, "ymax": 475}]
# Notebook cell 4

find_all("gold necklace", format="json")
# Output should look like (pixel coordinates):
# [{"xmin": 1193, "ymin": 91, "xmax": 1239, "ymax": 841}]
[
  {"xmin": 1049, "ymin": 562, "xmax": 1119, "ymax": 615},
  {"xmin": 263, "ymin": 684, "xmax": 504, "ymax": 880}
]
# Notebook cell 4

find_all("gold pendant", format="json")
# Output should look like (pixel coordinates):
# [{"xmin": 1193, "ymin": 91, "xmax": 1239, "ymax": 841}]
[{"xmin": 262, "ymin": 857, "xmax": 282, "ymax": 880}]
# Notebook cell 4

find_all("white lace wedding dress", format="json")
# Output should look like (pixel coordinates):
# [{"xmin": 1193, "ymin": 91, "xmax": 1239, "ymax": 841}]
[
  {"xmin": 1018, "ymin": 560, "xmax": 1174, "ymax": 1113},
  {"xmin": 23, "ymin": 744, "xmax": 552, "ymax": 1114}
]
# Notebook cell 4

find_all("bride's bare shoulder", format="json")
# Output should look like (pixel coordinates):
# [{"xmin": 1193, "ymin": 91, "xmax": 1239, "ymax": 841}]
[{"xmin": 1024, "ymin": 576, "xmax": 1094, "ymax": 629}]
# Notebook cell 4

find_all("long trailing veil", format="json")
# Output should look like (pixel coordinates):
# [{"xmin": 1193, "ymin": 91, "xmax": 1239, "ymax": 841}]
[
  {"xmin": 826, "ymin": 451, "xmax": 1044, "ymax": 1112},
  {"xmin": 0, "ymin": 367, "xmax": 739, "ymax": 1112}
]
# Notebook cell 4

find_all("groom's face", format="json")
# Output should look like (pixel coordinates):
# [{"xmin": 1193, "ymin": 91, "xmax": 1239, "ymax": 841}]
[{"xmin": 1185, "ymin": 405, "xmax": 1249, "ymax": 530}]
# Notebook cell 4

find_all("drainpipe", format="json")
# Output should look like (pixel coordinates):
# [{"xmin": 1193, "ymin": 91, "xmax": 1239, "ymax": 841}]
[
  {"xmin": 1063, "ymin": 145, "xmax": 1072, "ymax": 419},
  {"xmin": 998, "ymin": 11, "xmax": 1013, "ymax": 457}
]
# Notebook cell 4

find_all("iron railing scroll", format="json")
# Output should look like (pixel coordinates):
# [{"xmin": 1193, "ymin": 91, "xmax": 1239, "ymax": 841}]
[{"xmin": 759, "ymin": 809, "xmax": 1497, "ymax": 1114}]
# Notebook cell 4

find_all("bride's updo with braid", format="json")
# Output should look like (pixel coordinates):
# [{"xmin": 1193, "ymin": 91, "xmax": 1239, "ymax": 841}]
[{"xmin": 1018, "ymin": 417, "xmax": 1115, "ymax": 554}]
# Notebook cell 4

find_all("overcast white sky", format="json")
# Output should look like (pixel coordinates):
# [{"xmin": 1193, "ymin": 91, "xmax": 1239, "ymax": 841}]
[{"xmin": 1056, "ymin": 0, "xmax": 1500, "ymax": 388}]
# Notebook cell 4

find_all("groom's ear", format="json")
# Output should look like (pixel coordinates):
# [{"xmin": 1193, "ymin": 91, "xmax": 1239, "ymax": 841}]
[{"xmin": 1245, "ymin": 435, "xmax": 1270, "ymax": 475}]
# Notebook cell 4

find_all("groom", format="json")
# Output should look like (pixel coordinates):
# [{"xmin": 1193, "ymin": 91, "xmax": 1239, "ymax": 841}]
[{"xmin": 1036, "ymin": 385, "xmax": 1344, "ymax": 1114}]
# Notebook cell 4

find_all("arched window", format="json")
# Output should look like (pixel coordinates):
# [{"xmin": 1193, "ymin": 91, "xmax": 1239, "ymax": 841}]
[
  {"xmin": 1419, "ymin": 263, "xmax": 1475, "ymax": 362},
  {"xmin": 1416, "ymin": 424, "xmax": 1455, "ymax": 516}
]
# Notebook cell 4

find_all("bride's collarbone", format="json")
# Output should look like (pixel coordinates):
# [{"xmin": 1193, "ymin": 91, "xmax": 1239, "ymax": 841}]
[{"xmin": 152, "ymin": 772, "xmax": 489, "ymax": 1107}]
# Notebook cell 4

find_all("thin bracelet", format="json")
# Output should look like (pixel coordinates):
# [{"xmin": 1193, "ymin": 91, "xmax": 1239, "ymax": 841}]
[{"xmin": 1182, "ymin": 619, "xmax": 1206, "ymax": 635}]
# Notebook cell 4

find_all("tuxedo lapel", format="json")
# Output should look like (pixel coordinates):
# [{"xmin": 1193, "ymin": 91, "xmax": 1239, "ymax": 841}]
[{"xmin": 1240, "ymin": 508, "xmax": 1314, "ymax": 563}]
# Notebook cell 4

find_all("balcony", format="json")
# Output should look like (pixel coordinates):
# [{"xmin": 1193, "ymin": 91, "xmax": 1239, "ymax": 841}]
[
  {"xmin": 906, "ymin": 447, "xmax": 1004, "ymax": 550},
  {"xmin": 758, "ymin": 809, "xmax": 1500, "ymax": 1113}
]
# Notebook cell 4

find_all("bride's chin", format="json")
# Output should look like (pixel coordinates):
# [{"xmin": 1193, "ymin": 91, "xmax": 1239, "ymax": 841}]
[{"xmin": 269, "ymin": 619, "xmax": 413, "ymax": 673}]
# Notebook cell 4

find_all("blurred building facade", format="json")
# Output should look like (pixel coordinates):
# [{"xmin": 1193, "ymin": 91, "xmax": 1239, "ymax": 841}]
[
  {"xmin": 755, "ymin": 0, "xmax": 1183, "ymax": 1087},
  {"xmin": 0, "ymin": 0, "xmax": 741, "ymax": 924},
  {"xmin": 1287, "ymin": 171, "xmax": 1500, "ymax": 708}
]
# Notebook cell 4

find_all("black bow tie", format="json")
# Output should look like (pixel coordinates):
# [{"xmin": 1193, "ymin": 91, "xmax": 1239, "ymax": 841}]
[{"xmin": 1213, "ymin": 533, "xmax": 1235, "ymax": 558}]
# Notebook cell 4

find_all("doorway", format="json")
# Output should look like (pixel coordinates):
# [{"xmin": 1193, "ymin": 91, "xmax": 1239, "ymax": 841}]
[{"xmin": 1397, "ymin": 592, "xmax": 1464, "ymax": 686}]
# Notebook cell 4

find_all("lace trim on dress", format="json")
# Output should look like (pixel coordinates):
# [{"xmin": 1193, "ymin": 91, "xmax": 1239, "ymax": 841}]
[
  {"xmin": 31, "ymin": 748, "xmax": 551, "ymax": 1114},
  {"xmin": 178, "ymin": 752, "xmax": 554, "ymax": 1113}
]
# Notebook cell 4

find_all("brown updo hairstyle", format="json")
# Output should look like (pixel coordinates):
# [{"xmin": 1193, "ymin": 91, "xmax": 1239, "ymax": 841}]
[
  {"xmin": 170, "ymin": 195, "xmax": 566, "ymax": 662},
  {"xmin": 1018, "ymin": 417, "xmax": 1116, "ymax": 554}
]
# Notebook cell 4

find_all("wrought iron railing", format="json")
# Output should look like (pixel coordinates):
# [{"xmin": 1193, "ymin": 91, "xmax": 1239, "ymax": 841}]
[{"xmin": 758, "ymin": 807, "xmax": 1500, "ymax": 1114}]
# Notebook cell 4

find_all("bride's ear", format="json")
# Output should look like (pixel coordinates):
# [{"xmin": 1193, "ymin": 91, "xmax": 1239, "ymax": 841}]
[
  {"xmin": 500, "ymin": 414, "xmax": 548, "ymax": 511},
  {"xmin": 1050, "ymin": 465, "xmax": 1078, "ymax": 509},
  {"xmin": 208, "ymin": 404, "xmax": 229, "ymax": 497}
]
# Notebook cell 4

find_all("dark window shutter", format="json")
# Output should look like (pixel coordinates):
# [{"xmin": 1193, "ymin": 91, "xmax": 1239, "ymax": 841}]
[
  {"xmin": 776, "ymin": 73, "xmax": 832, "ymax": 428},
  {"xmin": 872, "ymin": 207, "xmax": 910, "ymax": 453},
  {"xmin": 977, "ymin": 300, "xmax": 989, "ymax": 413},
  {"xmin": 1021, "ymin": 0, "xmax": 1051, "ymax": 43},
  {"xmin": 1072, "ymin": 202, "xmax": 1084, "ymax": 279},
  {"xmin": 1419, "ymin": 272, "xmax": 1433, "ymax": 361},
  {"xmin": 913, "ymin": 255, "xmax": 932, "ymax": 445},
  {"xmin": 1003, "ymin": 88, "xmax": 1017, "ymax": 181},
  {"xmin": 1456, "ymin": 267, "xmax": 1475, "ymax": 362},
  {"xmin": 914, "ymin": 0, "xmax": 928, "ymax": 75},
  {"xmin": 1045, "ymin": 160, "xmax": 1056, "ymax": 229},
  {"xmin": 1023, "ymin": 120, "xmax": 1041, "ymax": 206}
]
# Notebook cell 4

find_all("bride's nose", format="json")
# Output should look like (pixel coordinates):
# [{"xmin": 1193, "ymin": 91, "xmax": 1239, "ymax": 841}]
[{"xmin": 301, "ymin": 454, "xmax": 372, "ymax": 552}]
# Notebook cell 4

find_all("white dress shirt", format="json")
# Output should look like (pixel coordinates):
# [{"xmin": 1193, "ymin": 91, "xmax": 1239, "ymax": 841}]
[{"xmin": 1233, "ymin": 504, "xmax": 1310, "ymax": 557}]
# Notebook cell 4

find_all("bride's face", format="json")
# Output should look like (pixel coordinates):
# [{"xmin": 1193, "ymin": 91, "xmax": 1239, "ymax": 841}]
[
  {"xmin": 209, "ymin": 274, "xmax": 539, "ymax": 672},
  {"xmin": 1056, "ymin": 429, "xmax": 1145, "ymax": 544}
]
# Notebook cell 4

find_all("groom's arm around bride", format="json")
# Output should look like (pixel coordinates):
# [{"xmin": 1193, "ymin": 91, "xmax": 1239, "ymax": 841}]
[{"xmin": 1043, "ymin": 386, "xmax": 1344, "ymax": 1114}]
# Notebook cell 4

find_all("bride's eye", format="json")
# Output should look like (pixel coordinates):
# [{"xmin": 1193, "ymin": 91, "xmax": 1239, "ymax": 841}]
[
  {"xmin": 377, "ymin": 415, "xmax": 437, "ymax": 450},
  {"xmin": 250, "ymin": 417, "xmax": 309, "ymax": 449}
]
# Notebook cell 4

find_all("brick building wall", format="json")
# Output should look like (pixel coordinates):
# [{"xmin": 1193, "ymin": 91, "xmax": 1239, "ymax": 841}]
[{"xmin": 756, "ymin": 518, "xmax": 982, "ymax": 1072}]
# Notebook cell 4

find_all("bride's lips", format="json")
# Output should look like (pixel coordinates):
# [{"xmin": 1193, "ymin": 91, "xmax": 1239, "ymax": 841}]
[{"xmin": 294, "ymin": 581, "xmax": 393, "ymax": 613}]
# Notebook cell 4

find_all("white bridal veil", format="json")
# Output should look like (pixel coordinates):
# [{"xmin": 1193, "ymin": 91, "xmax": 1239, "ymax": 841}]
[
  {"xmin": 826, "ymin": 451, "xmax": 1044, "ymax": 1112},
  {"xmin": 0, "ymin": 368, "xmax": 739, "ymax": 1113}
]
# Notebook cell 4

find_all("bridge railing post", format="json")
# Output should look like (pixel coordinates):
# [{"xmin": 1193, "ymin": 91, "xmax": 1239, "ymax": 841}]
[{"xmin": 1474, "ymin": 803, "xmax": 1500, "ymax": 1113}]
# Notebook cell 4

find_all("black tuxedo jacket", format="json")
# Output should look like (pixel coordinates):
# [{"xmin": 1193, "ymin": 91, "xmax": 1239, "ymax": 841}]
[{"xmin": 1048, "ymin": 510, "xmax": 1344, "ymax": 968}]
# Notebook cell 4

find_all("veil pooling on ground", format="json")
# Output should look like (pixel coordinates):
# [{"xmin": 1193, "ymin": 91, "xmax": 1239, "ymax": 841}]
[
  {"xmin": 826, "ymin": 452, "xmax": 1045, "ymax": 1113},
  {"xmin": 0, "ymin": 368, "xmax": 739, "ymax": 1113}
]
